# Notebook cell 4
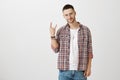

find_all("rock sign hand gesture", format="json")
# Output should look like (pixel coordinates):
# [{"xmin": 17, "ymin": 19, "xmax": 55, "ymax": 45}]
[{"xmin": 49, "ymin": 22, "xmax": 57, "ymax": 36}]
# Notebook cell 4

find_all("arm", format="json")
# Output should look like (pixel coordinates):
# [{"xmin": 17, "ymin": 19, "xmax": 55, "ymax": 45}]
[
  {"xmin": 50, "ymin": 22, "xmax": 59, "ymax": 53},
  {"xmin": 84, "ymin": 28, "xmax": 93, "ymax": 77},
  {"xmin": 51, "ymin": 38, "xmax": 59, "ymax": 53},
  {"xmin": 84, "ymin": 56, "xmax": 92, "ymax": 77}
]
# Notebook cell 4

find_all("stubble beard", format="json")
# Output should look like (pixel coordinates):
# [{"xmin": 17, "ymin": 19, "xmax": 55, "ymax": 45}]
[{"xmin": 67, "ymin": 18, "xmax": 76, "ymax": 24}]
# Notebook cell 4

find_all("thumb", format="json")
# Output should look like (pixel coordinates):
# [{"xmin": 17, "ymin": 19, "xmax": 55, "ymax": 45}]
[{"xmin": 84, "ymin": 71, "xmax": 87, "ymax": 77}]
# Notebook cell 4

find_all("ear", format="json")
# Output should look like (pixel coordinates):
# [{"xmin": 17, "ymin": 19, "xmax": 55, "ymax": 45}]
[{"xmin": 74, "ymin": 11, "xmax": 76, "ymax": 15}]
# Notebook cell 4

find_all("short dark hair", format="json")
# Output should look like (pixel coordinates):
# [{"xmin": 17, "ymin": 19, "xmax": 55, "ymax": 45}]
[{"xmin": 62, "ymin": 4, "xmax": 74, "ymax": 11}]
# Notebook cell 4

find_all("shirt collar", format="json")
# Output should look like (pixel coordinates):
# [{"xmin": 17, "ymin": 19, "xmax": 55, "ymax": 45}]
[{"xmin": 65, "ymin": 22, "xmax": 83, "ymax": 31}]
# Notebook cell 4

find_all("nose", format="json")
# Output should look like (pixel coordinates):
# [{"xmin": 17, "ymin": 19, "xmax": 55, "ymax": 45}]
[{"xmin": 68, "ymin": 15, "xmax": 71, "ymax": 19}]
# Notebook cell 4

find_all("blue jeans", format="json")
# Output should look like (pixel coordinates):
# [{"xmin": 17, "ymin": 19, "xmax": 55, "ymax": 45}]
[{"xmin": 59, "ymin": 70, "xmax": 87, "ymax": 80}]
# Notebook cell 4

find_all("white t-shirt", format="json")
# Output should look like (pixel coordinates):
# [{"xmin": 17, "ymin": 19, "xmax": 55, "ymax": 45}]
[{"xmin": 69, "ymin": 28, "xmax": 79, "ymax": 70}]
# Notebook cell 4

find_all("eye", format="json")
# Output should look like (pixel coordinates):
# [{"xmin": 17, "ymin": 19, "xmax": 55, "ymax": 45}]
[
  {"xmin": 65, "ymin": 14, "xmax": 68, "ymax": 16},
  {"xmin": 69, "ymin": 13, "xmax": 73, "ymax": 15}
]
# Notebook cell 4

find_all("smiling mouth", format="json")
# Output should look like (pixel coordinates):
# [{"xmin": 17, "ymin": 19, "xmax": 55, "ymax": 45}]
[{"xmin": 69, "ymin": 19, "xmax": 73, "ymax": 21}]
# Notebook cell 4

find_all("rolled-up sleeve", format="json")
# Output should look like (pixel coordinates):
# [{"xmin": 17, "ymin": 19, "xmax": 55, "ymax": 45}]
[
  {"xmin": 87, "ymin": 28, "xmax": 93, "ymax": 59},
  {"xmin": 51, "ymin": 44, "xmax": 59, "ymax": 53}
]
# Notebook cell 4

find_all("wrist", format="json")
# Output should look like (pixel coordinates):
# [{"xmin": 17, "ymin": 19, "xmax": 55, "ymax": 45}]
[{"xmin": 51, "ymin": 35, "xmax": 56, "ymax": 39}]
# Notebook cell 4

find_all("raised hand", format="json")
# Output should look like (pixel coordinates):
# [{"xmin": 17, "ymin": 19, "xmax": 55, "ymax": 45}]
[{"xmin": 49, "ymin": 22, "xmax": 57, "ymax": 36}]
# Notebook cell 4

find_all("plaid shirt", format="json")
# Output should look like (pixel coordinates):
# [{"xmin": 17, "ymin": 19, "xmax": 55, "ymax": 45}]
[{"xmin": 52, "ymin": 23, "xmax": 93, "ymax": 71}]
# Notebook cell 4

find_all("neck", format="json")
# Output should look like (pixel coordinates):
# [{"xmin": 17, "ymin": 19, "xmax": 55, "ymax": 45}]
[{"xmin": 69, "ymin": 21, "xmax": 80, "ymax": 29}]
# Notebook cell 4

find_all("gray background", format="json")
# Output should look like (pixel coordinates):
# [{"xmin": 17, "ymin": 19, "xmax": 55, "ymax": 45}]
[{"xmin": 0, "ymin": 0, "xmax": 120, "ymax": 80}]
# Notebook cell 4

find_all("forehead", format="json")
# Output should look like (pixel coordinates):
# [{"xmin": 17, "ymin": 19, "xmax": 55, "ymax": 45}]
[{"xmin": 63, "ymin": 8, "xmax": 75, "ymax": 14}]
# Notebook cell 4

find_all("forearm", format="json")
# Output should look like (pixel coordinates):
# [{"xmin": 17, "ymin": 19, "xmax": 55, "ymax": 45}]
[
  {"xmin": 51, "ymin": 38, "xmax": 59, "ymax": 49},
  {"xmin": 84, "ymin": 57, "xmax": 92, "ymax": 77},
  {"xmin": 87, "ymin": 57, "xmax": 92, "ymax": 70},
  {"xmin": 50, "ymin": 22, "xmax": 59, "ymax": 52}
]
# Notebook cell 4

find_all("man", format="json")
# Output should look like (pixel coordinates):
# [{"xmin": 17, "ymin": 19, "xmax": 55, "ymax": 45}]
[{"xmin": 49, "ymin": 4, "xmax": 93, "ymax": 80}]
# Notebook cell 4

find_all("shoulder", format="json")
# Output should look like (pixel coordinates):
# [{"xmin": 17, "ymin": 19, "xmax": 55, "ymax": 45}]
[
  {"xmin": 81, "ymin": 24, "xmax": 91, "ymax": 32},
  {"xmin": 81, "ymin": 24, "xmax": 89, "ymax": 30},
  {"xmin": 56, "ymin": 24, "xmax": 67, "ymax": 34}
]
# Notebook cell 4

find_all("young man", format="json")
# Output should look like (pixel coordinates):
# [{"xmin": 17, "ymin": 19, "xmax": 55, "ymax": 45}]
[{"xmin": 50, "ymin": 4, "xmax": 93, "ymax": 80}]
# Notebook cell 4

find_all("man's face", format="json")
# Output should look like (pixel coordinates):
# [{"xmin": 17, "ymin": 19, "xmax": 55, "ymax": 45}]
[{"xmin": 63, "ymin": 8, "xmax": 76, "ymax": 23}]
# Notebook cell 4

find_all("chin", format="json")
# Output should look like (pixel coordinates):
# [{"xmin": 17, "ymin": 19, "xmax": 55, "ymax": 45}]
[
  {"xmin": 68, "ymin": 20, "xmax": 74, "ymax": 23},
  {"xmin": 67, "ymin": 19, "xmax": 75, "ymax": 23}
]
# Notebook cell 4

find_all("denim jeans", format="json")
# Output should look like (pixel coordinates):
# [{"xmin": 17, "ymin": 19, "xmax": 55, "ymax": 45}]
[{"xmin": 59, "ymin": 70, "xmax": 87, "ymax": 80}]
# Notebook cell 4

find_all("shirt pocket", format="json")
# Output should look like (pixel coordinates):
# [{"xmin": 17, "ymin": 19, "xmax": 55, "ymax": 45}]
[{"xmin": 59, "ymin": 35, "xmax": 70, "ymax": 41}]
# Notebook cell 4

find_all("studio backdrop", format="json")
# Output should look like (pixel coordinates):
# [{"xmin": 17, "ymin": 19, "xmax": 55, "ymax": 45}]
[{"xmin": 0, "ymin": 0, "xmax": 120, "ymax": 80}]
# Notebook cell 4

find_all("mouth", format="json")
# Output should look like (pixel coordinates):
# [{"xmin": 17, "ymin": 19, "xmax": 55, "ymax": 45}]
[{"xmin": 68, "ymin": 19, "xmax": 73, "ymax": 22}]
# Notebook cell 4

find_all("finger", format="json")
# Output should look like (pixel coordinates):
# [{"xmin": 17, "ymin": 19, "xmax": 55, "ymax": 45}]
[
  {"xmin": 86, "ymin": 72, "xmax": 90, "ymax": 77},
  {"xmin": 88, "ymin": 73, "xmax": 91, "ymax": 76},
  {"xmin": 50, "ymin": 22, "xmax": 52, "ymax": 28},
  {"xmin": 84, "ymin": 71, "xmax": 86, "ymax": 76},
  {"xmin": 86, "ymin": 73, "xmax": 88, "ymax": 77},
  {"xmin": 55, "ymin": 24, "xmax": 57, "ymax": 29},
  {"xmin": 84, "ymin": 74, "xmax": 87, "ymax": 77},
  {"xmin": 84, "ymin": 71, "xmax": 88, "ymax": 77}
]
